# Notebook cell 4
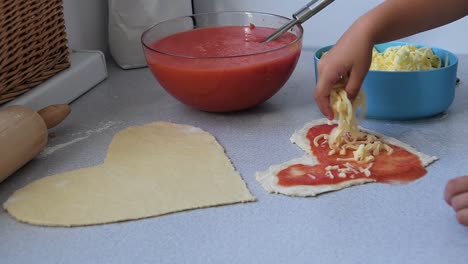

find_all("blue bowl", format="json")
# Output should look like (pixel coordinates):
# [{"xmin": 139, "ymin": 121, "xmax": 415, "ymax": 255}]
[{"xmin": 314, "ymin": 41, "xmax": 458, "ymax": 120}]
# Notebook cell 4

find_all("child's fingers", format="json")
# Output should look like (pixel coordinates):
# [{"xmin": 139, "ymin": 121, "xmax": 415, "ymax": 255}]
[
  {"xmin": 314, "ymin": 67, "xmax": 343, "ymax": 120},
  {"xmin": 456, "ymin": 208, "xmax": 468, "ymax": 226},
  {"xmin": 450, "ymin": 192, "xmax": 468, "ymax": 211},
  {"xmin": 444, "ymin": 175, "xmax": 468, "ymax": 205},
  {"xmin": 345, "ymin": 65, "xmax": 368, "ymax": 100}
]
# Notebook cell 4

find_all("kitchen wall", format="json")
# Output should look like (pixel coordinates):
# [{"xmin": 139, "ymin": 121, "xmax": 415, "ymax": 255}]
[
  {"xmin": 63, "ymin": 0, "xmax": 109, "ymax": 53},
  {"xmin": 62, "ymin": 0, "xmax": 468, "ymax": 55}
]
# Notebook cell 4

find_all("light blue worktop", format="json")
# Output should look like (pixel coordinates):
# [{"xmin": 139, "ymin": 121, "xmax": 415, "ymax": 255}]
[{"xmin": 1, "ymin": 49, "xmax": 467, "ymax": 264}]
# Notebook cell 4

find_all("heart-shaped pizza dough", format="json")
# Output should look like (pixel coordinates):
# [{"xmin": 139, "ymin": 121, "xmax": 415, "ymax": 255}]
[
  {"xmin": 4, "ymin": 122, "xmax": 255, "ymax": 227},
  {"xmin": 256, "ymin": 119, "xmax": 438, "ymax": 197}
]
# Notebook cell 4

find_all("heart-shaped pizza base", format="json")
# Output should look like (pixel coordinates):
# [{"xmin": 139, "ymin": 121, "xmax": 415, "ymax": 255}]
[{"xmin": 4, "ymin": 122, "xmax": 255, "ymax": 226}]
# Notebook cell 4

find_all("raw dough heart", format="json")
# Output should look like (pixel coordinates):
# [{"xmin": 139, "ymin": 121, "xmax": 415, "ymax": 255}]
[{"xmin": 4, "ymin": 122, "xmax": 255, "ymax": 226}]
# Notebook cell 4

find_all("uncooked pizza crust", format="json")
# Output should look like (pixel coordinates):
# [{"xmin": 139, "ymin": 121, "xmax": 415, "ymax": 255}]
[
  {"xmin": 3, "ymin": 122, "xmax": 255, "ymax": 227},
  {"xmin": 256, "ymin": 118, "xmax": 438, "ymax": 197},
  {"xmin": 256, "ymin": 155, "xmax": 375, "ymax": 197}
]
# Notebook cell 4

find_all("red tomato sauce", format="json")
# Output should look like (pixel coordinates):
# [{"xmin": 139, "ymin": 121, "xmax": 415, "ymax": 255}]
[
  {"xmin": 144, "ymin": 26, "xmax": 301, "ymax": 112},
  {"xmin": 278, "ymin": 124, "xmax": 427, "ymax": 187}
]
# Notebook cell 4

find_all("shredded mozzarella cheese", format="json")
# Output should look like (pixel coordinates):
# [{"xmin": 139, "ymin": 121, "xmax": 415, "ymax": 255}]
[
  {"xmin": 370, "ymin": 45, "xmax": 442, "ymax": 71},
  {"xmin": 314, "ymin": 84, "xmax": 393, "ymax": 166},
  {"xmin": 323, "ymin": 162, "xmax": 374, "ymax": 179}
]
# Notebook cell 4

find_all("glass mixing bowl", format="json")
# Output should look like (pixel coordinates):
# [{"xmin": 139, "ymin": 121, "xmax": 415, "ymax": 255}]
[{"xmin": 142, "ymin": 11, "xmax": 303, "ymax": 112}]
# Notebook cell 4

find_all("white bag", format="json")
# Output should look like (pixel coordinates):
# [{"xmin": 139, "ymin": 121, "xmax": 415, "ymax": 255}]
[{"xmin": 108, "ymin": 0, "xmax": 192, "ymax": 69}]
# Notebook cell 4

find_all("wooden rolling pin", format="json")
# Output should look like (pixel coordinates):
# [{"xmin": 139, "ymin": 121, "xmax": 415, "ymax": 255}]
[{"xmin": 0, "ymin": 104, "xmax": 71, "ymax": 183}]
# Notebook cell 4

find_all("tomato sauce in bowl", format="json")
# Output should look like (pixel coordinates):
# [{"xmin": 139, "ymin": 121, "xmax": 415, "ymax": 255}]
[{"xmin": 142, "ymin": 12, "xmax": 303, "ymax": 112}]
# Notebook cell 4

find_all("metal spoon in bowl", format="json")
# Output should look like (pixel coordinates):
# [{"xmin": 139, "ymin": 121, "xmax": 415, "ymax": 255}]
[{"xmin": 262, "ymin": 0, "xmax": 335, "ymax": 43}]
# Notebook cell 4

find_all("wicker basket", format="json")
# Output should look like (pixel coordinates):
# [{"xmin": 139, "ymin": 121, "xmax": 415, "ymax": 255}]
[{"xmin": 0, "ymin": 0, "xmax": 70, "ymax": 105}]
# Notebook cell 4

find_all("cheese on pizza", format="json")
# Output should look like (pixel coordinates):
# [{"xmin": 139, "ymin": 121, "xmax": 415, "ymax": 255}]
[
  {"xmin": 314, "ymin": 84, "xmax": 393, "ymax": 177},
  {"xmin": 255, "ymin": 84, "xmax": 438, "ymax": 197},
  {"xmin": 256, "ymin": 118, "xmax": 438, "ymax": 197}
]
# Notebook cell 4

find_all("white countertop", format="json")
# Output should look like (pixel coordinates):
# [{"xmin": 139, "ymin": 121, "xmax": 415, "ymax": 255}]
[{"xmin": 1, "ymin": 48, "xmax": 468, "ymax": 264}]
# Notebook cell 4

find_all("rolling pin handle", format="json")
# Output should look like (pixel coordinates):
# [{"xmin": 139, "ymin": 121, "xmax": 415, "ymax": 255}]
[{"xmin": 37, "ymin": 104, "xmax": 71, "ymax": 129}]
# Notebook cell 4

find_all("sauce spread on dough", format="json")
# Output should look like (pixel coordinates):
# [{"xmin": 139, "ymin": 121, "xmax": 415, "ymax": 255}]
[{"xmin": 277, "ymin": 124, "xmax": 426, "ymax": 187}]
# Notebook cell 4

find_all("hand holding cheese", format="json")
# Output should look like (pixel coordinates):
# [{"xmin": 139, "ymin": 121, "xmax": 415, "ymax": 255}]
[{"xmin": 314, "ymin": 0, "xmax": 468, "ymax": 119}]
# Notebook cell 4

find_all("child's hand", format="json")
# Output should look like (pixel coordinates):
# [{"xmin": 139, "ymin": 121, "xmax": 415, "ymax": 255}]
[
  {"xmin": 313, "ymin": 25, "xmax": 373, "ymax": 120},
  {"xmin": 444, "ymin": 175, "xmax": 468, "ymax": 226}
]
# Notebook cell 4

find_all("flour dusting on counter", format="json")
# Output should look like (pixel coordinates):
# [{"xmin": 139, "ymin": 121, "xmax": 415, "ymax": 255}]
[{"xmin": 39, "ymin": 121, "xmax": 120, "ymax": 158}]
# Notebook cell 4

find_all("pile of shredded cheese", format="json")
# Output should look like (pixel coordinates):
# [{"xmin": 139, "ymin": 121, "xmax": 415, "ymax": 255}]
[
  {"xmin": 313, "ymin": 84, "xmax": 393, "ymax": 179},
  {"xmin": 370, "ymin": 45, "xmax": 442, "ymax": 71}
]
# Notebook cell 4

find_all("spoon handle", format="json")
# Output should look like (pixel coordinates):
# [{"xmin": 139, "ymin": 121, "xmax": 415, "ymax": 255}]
[
  {"xmin": 262, "ymin": 0, "xmax": 335, "ymax": 42},
  {"xmin": 294, "ymin": 0, "xmax": 335, "ymax": 23}
]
